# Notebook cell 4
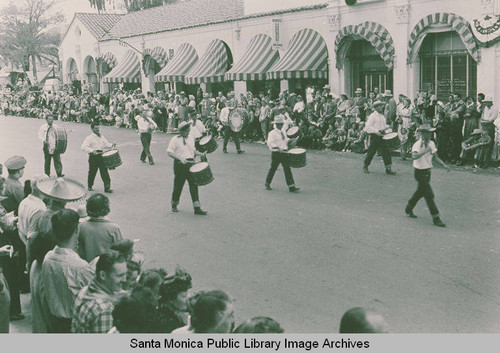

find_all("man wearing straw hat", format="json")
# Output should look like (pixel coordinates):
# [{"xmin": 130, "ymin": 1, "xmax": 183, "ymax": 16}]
[
  {"xmin": 81, "ymin": 123, "xmax": 114, "ymax": 193},
  {"xmin": 265, "ymin": 114, "xmax": 300, "ymax": 193},
  {"xmin": 220, "ymin": 92, "xmax": 245, "ymax": 154},
  {"xmin": 362, "ymin": 101, "xmax": 397, "ymax": 175},
  {"xmin": 405, "ymin": 124, "xmax": 450, "ymax": 227},
  {"xmin": 167, "ymin": 121, "xmax": 207, "ymax": 215}
]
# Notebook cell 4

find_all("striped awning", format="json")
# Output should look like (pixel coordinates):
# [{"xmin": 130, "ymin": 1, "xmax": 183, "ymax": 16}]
[
  {"xmin": 225, "ymin": 34, "xmax": 279, "ymax": 81},
  {"xmin": 155, "ymin": 43, "xmax": 198, "ymax": 82},
  {"xmin": 143, "ymin": 46, "xmax": 168, "ymax": 68},
  {"xmin": 335, "ymin": 22, "xmax": 394, "ymax": 70},
  {"xmin": 408, "ymin": 12, "xmax": 479, "ymax": 63},
  {"xmin": 184, "ymin": 39, "xmax": 230, "ymax": 84},
  {"xmin": 266, "ymin": 29, "xmax": 328, "ymax": 80},
  {"xmin": 102, "ymin": 50, "xmax": 141, "ymax": 83},
  {"xmin": 96, "ymin": 52, "xmax": 117, "ymax": 69}
]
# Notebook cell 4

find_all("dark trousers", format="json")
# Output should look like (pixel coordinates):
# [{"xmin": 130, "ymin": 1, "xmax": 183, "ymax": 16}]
[
  {"xmin": 481, "ymin": 123, "xmax": 495, "ymax": 167},
  {"xmin": 50, "ymin": 316, "xmax": 72, "ymax": 333},
  {"xmin": 158, "ymin": 116, "xmax": 167, "ymax": 133},
  {"xmin": 88, "ymin": 154, "xmax": 110, "ymax": 190},
  {"xmin": 43, "ymin": 146, "xmax": 63, "ymax": 177},
  {"xmin": 223, "ymin": 126, "xmax": 241, "ymax": 151},
  {"xmin": 140, "ymin": 133, "xmax": 154, "ymax": 163},
  {"xmin": 407, "ymin": 168, "xmax": 439, "ymax": 216},
  {"xmin": 265, "ymin": 152, "xmax": 295, "ymax": 187},
  {"xmin": 0, "ymin": 229, "xmax": 23, "ymax": 316},
  {"xmin": 437, "ymin": 127, "xmax": 450, "ymax": 161},
  {"xmin": 363, "ymin": 134, "xmax": 392, "ymax": 168},
  {"xmin": 171, "ymin": 160, "xmax": 200, "ymax": 208},
  {"xmin": 449, "ymin": 126, "xmax": 463, "ymax": 162}
]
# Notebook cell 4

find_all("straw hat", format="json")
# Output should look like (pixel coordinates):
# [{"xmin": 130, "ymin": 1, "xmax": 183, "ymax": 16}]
[
  {"xmin": 373, "ymin": 100, "xmax": 385, "ymax": 107},
  {"xmin": 37, "ymin": 177, "xmax": 86, "ymax": 202},
  {"xmin": 383, "ymin": 90, "xmax": 393, "ymax": 97},
  {"xmin": 271, "ymin": 115, "xmax": 285, "ymax": 124},
  {"xmin": 178, "ymin": 121, "xmax": 190, "ymax": 131},
  {"xmin": 417, "ymin": 124, "xmax": 436, "ymax": 132}
]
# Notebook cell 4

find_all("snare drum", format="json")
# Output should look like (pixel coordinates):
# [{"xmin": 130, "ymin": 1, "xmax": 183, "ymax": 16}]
[
  {"xmin": 102, "ymin": 150, "xmax": 122, "ymax": 169},
  {"xmin": 53, "ymin": 126, "xmax": 68, "ymax": 154},
  {"xmin": 382, "ymin": 132, "xmax": 401, "ymax": 150},
  {"xmin": 229, "ymin": 108, "xmax": 248, "ymax": 132},
  {"xmin": 288, "ymin": 148, "xmax": 307, "ymax": 168},
  {"xmin": 189, "ymin": 162, "xmax": 214, "ymax": 186},
  {"xmin": 287, "ymin": 126, "xmax": 299, "ymax": 138},
  {"xmin": 198, "ymin": 135, "xmax": 218, "ymax": 153}
]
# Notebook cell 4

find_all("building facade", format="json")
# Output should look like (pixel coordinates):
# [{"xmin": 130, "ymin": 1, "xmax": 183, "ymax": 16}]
[{"xmin": 59, "ymin": 0, "xmax": 499, "ymax": 102}]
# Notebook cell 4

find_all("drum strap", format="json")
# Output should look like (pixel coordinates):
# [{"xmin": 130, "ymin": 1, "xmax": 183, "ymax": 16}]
[{"xmin": 281, "ymin": 131, "xmax": 285, "ymax": 140}]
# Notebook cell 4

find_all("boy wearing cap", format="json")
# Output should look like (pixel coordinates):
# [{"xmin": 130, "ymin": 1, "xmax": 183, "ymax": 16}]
[
  {"xmin": 167, "ymin": 121, "xmax": 207, "ymax": 215},
  {"xmin": 405, "ymin": 124, "xmax": 450, "ymax": 227}
]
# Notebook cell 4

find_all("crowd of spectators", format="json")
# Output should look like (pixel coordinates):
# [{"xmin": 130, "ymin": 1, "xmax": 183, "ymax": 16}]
[{"xmin": 2, "ymin": 84, "xmax": 499, "ymax": 168}]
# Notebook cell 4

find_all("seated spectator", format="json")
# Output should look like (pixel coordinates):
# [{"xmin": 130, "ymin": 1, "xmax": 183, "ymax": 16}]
[
  {"xmin": 138, "ymin": 268, "xmax": 166, "ymax": 300},
  {"xmin": 110, "ymin": 288, "xmax": 157, "ymax": 333},
  {"xmin": 71, "ymin": 251, "xmax": 127, "ymax": 333},
  {"xmin": 234, "ymin": 317, "xmax": 284, "ymax": 333},
  {"xmin": 172, "ymin": 290, "xmax": 233, "ymax": 334},
  {"xmin": 339, "ymin": 307, "xmax": 388, "ymax": 333},
  {"xmin": 156, "ymin": 266, "xmax": 192, "ymax": 333},
  {"xmin": 78, "ymin": 194, "xmax": 123, "ymax": 262}
]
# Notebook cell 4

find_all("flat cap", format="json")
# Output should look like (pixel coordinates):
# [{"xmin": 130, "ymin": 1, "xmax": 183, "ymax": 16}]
[{"xmin": 5, "ymin": 156, "xmax": 27, "ymax": 170}]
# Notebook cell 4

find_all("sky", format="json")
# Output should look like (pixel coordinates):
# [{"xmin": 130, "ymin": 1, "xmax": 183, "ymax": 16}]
[{"xmin": 0, "ymin": 0, "xmax": 327, "ymax": 23}]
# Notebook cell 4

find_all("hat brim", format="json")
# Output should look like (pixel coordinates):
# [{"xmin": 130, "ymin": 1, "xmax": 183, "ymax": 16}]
[
  {"xmin": 418, "ymin": 127, "xmax": 436, "ymax": 132},
  {"xmin": 37, "ymin": 177, "xmax": 87, "ymax": 202}
]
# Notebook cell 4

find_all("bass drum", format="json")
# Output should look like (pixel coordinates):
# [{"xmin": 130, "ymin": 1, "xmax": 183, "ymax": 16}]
[
  {"xmin": 189, "ymin": 162, "xmax": 214, "ymax": 186},
  {"xmin": 53, "ymin": 126, "xmax": 68, "ymax": 154},
  {"xmin": 102, "ymin": 150, "xmax": 122, "ymax": 169},
  {"xmin": 229, "ymin": 108, "xmax": 249, "ymax": 132}
]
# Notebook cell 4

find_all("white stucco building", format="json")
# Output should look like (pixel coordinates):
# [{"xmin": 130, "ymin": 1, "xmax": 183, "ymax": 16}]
[{"xmin": 59, "ymin": 0, "xmax": 499, "ymax": 102}]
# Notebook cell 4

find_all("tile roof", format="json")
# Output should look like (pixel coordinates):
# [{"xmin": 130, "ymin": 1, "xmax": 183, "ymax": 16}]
[
  {"xmin": 104, "ymin": 0, "xmax": 244, "ymax": 39},
  {"xmin": 75, "ymin": 13, "xmax": 124, "ymax": 39}
]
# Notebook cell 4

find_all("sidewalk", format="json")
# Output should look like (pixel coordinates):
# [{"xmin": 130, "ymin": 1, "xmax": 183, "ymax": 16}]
[{"xmin": 9, "ymin": 293, "xmax": 31, "ymax": 333}]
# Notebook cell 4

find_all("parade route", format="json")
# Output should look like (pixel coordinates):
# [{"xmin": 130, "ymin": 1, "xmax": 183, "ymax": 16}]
[{"xmin": 2, "ymin": 115, "xmax": 500, "ymax": 333}]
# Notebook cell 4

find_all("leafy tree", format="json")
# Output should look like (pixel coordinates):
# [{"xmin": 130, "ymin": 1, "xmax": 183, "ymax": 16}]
[
  {"xmin": 0, "ymin": 0, "xmax": 64, "ymax": 83},
  {"xmin": 89, "ymin": 0, "xmax": 178, "ymax": 13}
]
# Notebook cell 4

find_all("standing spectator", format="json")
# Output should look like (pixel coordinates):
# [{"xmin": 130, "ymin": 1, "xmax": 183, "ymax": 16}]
[
  {"xmin": 78, "ymin": 194, "xmax": 123, "ymax": 262},
  {"xmin": 71, "ymin": 251, "xmax": 127, "ymax": 333},
  {"xmin": 383, "ymin": 90, "xmax": 397, "ymax": 130},
  {"xmin": 479, "ymin": 96, "xmax": 498, "ymax": 168},
  {"xmin": 38, "ymin": 115, "xmax": 64, "ymax": 177},
  {"xmin": 448, "ymin": 93, "xmax": 465, "ymax": 164},
  {"xmin": 41, "ymin": 209, "xmax": 93, "ymax": 332}
]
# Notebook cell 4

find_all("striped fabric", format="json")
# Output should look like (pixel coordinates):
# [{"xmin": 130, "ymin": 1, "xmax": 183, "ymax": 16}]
[
  {"xmin": 184, "ymin": 39, "xmax": 230, "ymax": 84},
  {"xmin": 96, "ymin": 52, "xmax": 117, "ymax": 69},
  {"xmin": 155, "ymin": 43, "xmax": 198, "ymax": 82},
  {"xmin": 225, "ymin": 34, "xmax": 279, "ymax": 81},
  {"xmin": 335, "ymin": 22, "xmax": 394, "ymax": 70},
  {"xmin": 407, "ymin": 12, "xmax": 479, "ymax": 64},
  {"xmin": 102, "ymin": 50, "xmax": 141, "ymax": 83},
  {"xmin": 266, "ymin": 29, "xmax": 328, "ymax": 80},
  {"xmin": 143, "ymin": 46, "xmax": 168, "ymax": 68}
]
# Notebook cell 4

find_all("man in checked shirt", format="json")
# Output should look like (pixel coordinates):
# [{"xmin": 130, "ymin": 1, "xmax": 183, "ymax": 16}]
[{"xmin": 71, "ymin": 251, "xmax": 127, "ymax": 333}]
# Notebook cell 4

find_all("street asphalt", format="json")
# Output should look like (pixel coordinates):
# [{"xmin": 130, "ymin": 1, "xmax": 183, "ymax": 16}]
[{"xmin": 1, "ymin": 115, "xmax": 499, "ymax": 333}]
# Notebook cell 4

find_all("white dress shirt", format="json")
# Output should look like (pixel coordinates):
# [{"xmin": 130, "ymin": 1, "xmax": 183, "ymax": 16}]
[
  {"xmin": 220, "ymin": 107, "xmax": 230, "ymax": 124},
  {"xmin": 412, "ymin": 139, "xmax": 437, "ymax": 169},
  {"xmin": 267, "ymin": 127, "xmax": 289, "ymax": 152},
  {"xmin": 481, "ymin": 105, "xmax": 498, "ymax": 124},
  {"xmin": 81, "ymin": 133, "xmax": 112, "ymax": 154},
  {"xmin": 364, "ymin": 111, "xmax": 389, "ymax": 134},
  {"xmin": 189, "ymin": 120, "xmax": 206, "ymax": 139},
  {"xmin": 293, "ymin": 101, "xmax": 305, "ymax": 113},
  {"xmin": 167, "ymin": 135, "xmax": 196, "ymax": 161},
  {"xmin": 38, "ymin": 123, "xmax": 57, "ymax": 154},
  {"xmin": 17, "ymin": 195, "xmax": 46, "ymax": 245},
  {"xmin": 135, "ymin": 116, "xmax": 157, "ymax": 133}
]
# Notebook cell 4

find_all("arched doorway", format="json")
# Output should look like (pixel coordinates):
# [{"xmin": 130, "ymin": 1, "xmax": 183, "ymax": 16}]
[
  {"xmin": 83, "ymin": 56, "xmax": 98, "ymax": 93},
  {"xmin": 66, "ymin": 57, "xmax": 81, "ymax": 94},
  {"xmin": 335, "ymin": 22, "xmax": 395, "ymax": 96}
]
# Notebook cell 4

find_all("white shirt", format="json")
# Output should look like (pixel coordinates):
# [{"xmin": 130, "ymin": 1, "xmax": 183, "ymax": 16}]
[
  {"xmin": 293, "ymin": 101, "xmax": 305, "ymax": 113},
  {"xmin": 189, "ymin": 120, "xmax": 206, "ymax": 139},
  {"xmin": 38, "ymin": 123, "xmax": 58, "ymax": 154},
  {"xmin": 167, "ymin": 135, "xmax": 196, "ymax": 161},
  {"xmin": 17, "ymin": 195, "xmax": 46, "ymax": 245},
  {"xmin": 412, "ymin": 139, "xmax": 437, "ymax": 170},
  {"xmin": 481, "ymin": 105, "xmax": 498, "ymax": 124},
  {"xmin": 267, "ymin": 127, "xmax": 289, "ymax": 152},
  {"xmin": 220, "ymin": 107, "xmax": 230, "ymax": 124},
  {"xmin": 364, "ymin": 111, "xmax": 389, "ymax": 134},
  {"xmin": 135, "ymin": 116, "xmax": 157, "ymax": 133},
  {"xmin": 81, "ymin": 133, "xmax": 112, "ymax": 154}
]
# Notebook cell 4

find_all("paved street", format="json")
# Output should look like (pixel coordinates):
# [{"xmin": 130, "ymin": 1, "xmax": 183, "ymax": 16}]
[{"xmin": 1, "ymin": 115, "xmax": 499, "ymax": 333}]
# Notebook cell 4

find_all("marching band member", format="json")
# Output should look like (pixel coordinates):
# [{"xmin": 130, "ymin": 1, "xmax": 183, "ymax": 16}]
[
  {"xmin": 136, "ymin": 110, "xmax": 157, "ymax": 165},
  {"xmin": 81, "ymin": 123, "xmax": 114, "ymax": 193},
  {"xmin": 362, "ymin": 101, "xmax": 397, "ymax": 175},
  {"xmin": 265, "ymin": 115, "xmax": 300, "ymax": 193},
  {"xmin": 38, "ymin": 115, "xmax": 64, "ymax": 177},
  {"xmin": 167, "ymin": 121, "xmax": 207, "ymax": 215},
  {"xmin": 220, "ymin": 92, "xmax": 244, "ymax": 154},
  {"xmin": 405, "ymin": 124, "xmax": 450, "ymax": 227}
]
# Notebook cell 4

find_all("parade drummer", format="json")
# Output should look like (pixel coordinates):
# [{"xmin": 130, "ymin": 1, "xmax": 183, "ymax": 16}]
[
  {"xmin": 188, "ymin": 108, "xmax": 206, "ymax": 148},
  {"xmin": 167, "ymin": 121, "xmax": 207, "ymax": 216},
  {"xmin": 81, "ymin": 123, "xmax": 114, "ymax": 193},
  {"xmin": 405, "ymin": 124, "xmax": 449, "ymax": 227},
  {"xmin": 220, "ymin": 92, "xmax": 244, "ymax": 155},
  {"xmin": 38, "ymin": 114, "xmax": 64, "ymax": 177},
  {"xmin": 265, "ymin": 115, "xmax": 300, "ymax": 193},
  {"xmin": 136, "ymin": 109, "xmax": 157, "ymax": 165},
  {"xmin": 362, "ymin": 100, "xmax": 397, "ymax": 175}
]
